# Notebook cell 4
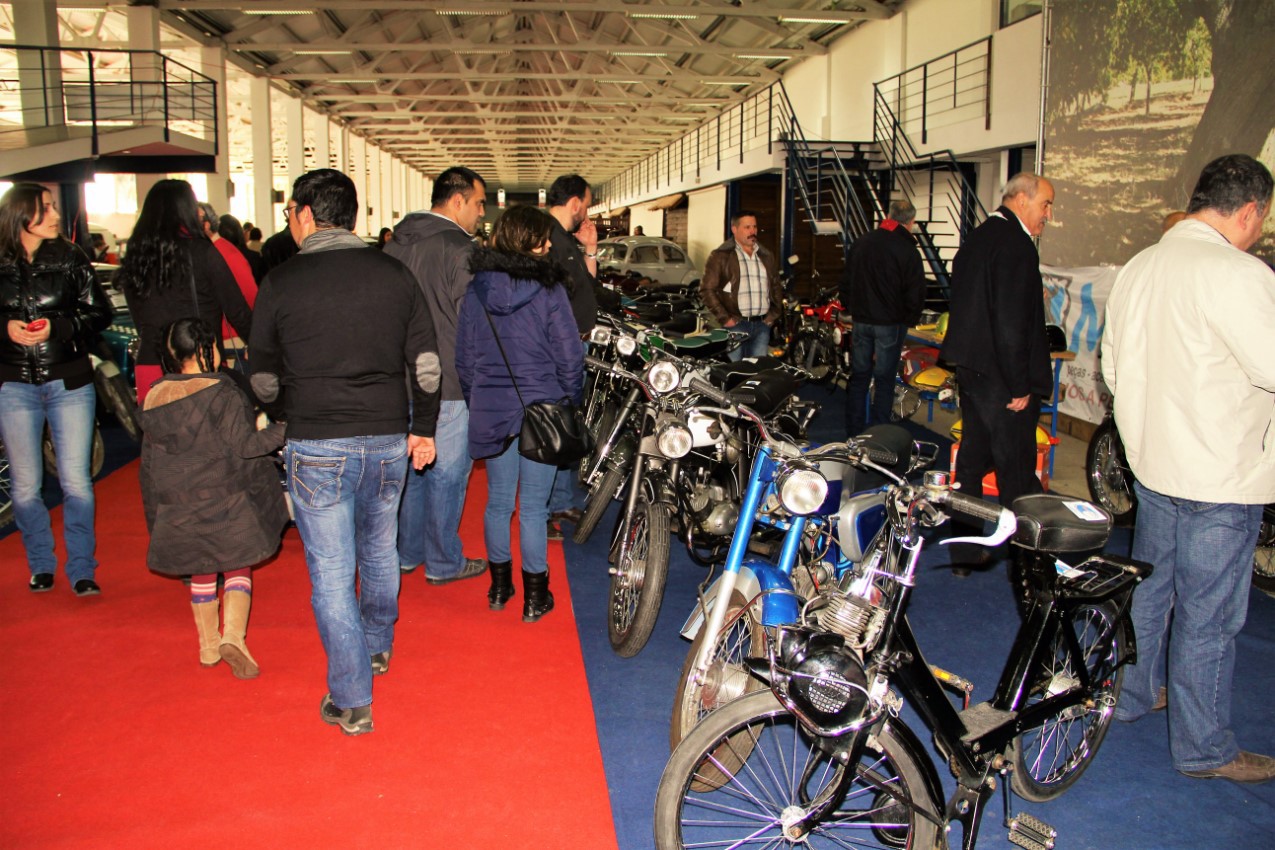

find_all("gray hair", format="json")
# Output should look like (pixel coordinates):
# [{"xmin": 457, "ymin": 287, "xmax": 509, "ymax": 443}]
[
  {"xmin": 888, "ymin": 199, "xmax": 916, "ymax": 225},
  {"xmin": 1001, "ymin": 172, "xmax": 1044, "ymax": 203}
]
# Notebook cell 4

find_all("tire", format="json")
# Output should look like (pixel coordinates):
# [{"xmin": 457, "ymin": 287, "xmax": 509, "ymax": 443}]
[
  {"xmin": 573, "ymin": 465, "xmax": 625, "ymax": 545},
  {"xmin": 0, "ymin": 439, "xmax": 13, "ymax": 529},
  {"xmin": 1251, "ymin": 508, "xmax": 1275, "ymax": 599},
  {"xmin": 578, "ymin": 401, "xmax": 618, "ymax": 486},
  {"xmin": 1011, "ymin": 602, "xmax": 1124, "ymax": 802},
  {"xmin": 669, "ymin": 590, "xmax": 766, "ymax": 751},
  {"xmin": 1085, "ymin": 419, "xmax": 1137, "ymax": 524},
  {"xmin": 96, "ymin": 367, "xmax": 142, "ymax": 442},
  {"xmin": 608, "ymin": 495, "xmax": 671, "ymax": 657},
  {"xmin": 788, "ymin": 333, "xmax": 833, "ymax": 383},
  {"xmin": 42, "ymin": 424, "xmax": 106, "ymax": 480},
  {"xmin": 655, "ymin": 690, "xmax": 942, "ymax": 850}
]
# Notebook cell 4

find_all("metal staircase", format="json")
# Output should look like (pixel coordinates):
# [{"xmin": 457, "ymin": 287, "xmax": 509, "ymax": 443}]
[{"xmin": 776, "ymin": 82, "xmax": 986, "ymax": 311}]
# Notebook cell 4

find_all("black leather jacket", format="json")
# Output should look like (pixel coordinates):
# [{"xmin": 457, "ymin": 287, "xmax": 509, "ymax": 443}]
[{"xmin": 0, "ymin": 238, "xmax": 114, "ymax": 387}]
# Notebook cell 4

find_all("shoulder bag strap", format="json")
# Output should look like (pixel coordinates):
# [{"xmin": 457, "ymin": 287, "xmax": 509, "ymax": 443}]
[{"xmin": 482, "ymin": 307, "xmax": 526, "ymax": 411}]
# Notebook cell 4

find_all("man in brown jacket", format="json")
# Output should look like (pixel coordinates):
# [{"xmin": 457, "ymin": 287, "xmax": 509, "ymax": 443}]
[{"xmin": 700, "ymin": 210, "xmax": 783, "ymax": 361}]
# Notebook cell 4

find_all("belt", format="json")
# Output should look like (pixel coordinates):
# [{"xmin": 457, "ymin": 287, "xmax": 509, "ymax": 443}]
[{"xmin": 741, "ymin": 314, "xmax": 767, "ymax": 322}]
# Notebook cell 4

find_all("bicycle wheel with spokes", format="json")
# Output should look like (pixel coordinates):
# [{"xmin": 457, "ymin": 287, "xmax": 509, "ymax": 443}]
[
  {"xmin": 0, "ymin": 438, "xmax": 13, "ymax": 528},
  {"xmin": 1011, "ymin": 602, "xmax": 1125, "ymax": 802},
  {"xmin": 1085, "ymin": 419, "xmax": 1136, "ymax": 525},
  {"xmin": 655, "ymin": 690, "xmax": 942, "ymax": 850},
  {"xmin": 608, "ymin": 494, "xmax": 671, "ymax": 657},
  {"xmin": 669, "ymin": 589, "xmax": 766, "ymax": 751}
]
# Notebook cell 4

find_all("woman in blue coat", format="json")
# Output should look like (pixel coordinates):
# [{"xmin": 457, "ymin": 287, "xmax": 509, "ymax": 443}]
[{"xmin": 456, "ymin": 206, "xmax": 583, "ymax": 622}]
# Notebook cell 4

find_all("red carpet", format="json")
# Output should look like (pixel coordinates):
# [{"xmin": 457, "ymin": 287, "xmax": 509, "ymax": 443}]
[{"xmin": 0, "ymin": 461, "xmax": 618, "ymax": 849}]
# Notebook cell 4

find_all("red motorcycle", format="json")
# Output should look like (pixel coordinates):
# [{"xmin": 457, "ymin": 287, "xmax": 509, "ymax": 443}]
[{"xmin": 784, "ymin": 284, "xmax": 851, "ymax": 384}]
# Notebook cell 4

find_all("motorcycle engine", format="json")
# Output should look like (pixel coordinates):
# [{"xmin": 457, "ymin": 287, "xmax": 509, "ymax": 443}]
[{"xmin": 689, "ymin": 482, "xmax": 737, "ymax": 535}]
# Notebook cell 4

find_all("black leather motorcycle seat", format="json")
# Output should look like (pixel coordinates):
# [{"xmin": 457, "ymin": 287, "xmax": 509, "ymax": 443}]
[
  {"xmin": 656, "ymin": 313, "xmax": 698, "ymax": 335},
  {"xmin": 707, "ymin": 359, "xmax": 800, "ymax": 418},
  {"xmin": 1011, "ymin": 494, "xmax": 1112, "ymax": 553}
]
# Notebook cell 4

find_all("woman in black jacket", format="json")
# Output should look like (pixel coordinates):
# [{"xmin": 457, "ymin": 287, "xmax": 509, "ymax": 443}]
[
  {"xmin": 113, "ymin": 179, "xmax": 252, "ymax": 404},
  {"xmin": 0, "ymin": 183, "xmax": 113, "ymax": 595}
]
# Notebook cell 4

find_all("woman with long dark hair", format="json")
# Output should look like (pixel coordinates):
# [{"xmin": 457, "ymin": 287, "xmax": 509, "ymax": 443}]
[
  {"xmin": 455, "ymin": 205, "xmax": 583, "ymax": 622},
  {"xmin": 0, "ymin": 183, "xmax": 113, "ymax": 595},
  {"xmin": 113, "ymin": 179, "xmax": 252, "ymax": 403}
]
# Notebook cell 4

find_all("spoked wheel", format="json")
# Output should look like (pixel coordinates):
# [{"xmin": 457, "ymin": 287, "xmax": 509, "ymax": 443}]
[
  {"xmin": 573, "ymin": 466, "xmax": 625, "ymax": 545},
  {"xmin": 1011, "ymin": 602, "xmax": 1124, "ymax": 801},
  {"xmin": 608, "ymin": 494, "xmax": 671, "ymax": 657},
  {"xmin": 669, "ymin": 590, "xmax": 766, "ymax": 751},
  {"xmin": 655, "ymin": 690, "xmax": 942, "ymax": 850},
  {"xmin": 0, "ymin": 438, "xmax": 13, "ymax": 528},
  {"xmin": 892, "ymin": 382, "xmax": 921, "ymax": 422},
  {"xmin": 577, "ymin": 401, "xmax": 618, "ymax": 486},
  {"xmin": 1251, "ymin": 508, "xmax": 1275, "ymax": 599},
  {"xmin": 788, "ymin": 334, "xmax": 833, "ymax": 383},
  {"xmin": 1085, "ymin": 419, "xmax": 1137, "ymax": 525},
  {"xmin": 42, "ymin": 424, "xmax": 106, "ymax": 480},
  {"xmin": 95, "ymin": 365, "xmax": 142, "ymax": 442}
]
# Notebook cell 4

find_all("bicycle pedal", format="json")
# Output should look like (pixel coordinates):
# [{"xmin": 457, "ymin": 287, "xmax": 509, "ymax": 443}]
[{"xmin": 1008, "ymin": 812, "xmax": 1057, "ymax": 850}]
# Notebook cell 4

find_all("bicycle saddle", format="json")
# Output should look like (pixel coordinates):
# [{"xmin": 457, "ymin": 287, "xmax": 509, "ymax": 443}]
[{"xmin": 1011, "ymin": 493, "xmax": 1112, "ymax": 553}]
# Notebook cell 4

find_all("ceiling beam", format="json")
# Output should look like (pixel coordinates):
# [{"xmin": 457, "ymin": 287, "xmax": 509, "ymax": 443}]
[
  {"xmin": 311, "ymin": 93, "xmax": 735, "ymax": 105},
  {"xmin": 228, "ymin": 41, "xmax": 816, "ymax": 59},
  {"xmin": 283, "ymin": 71, "xmax": 773, "ymax": 84}
]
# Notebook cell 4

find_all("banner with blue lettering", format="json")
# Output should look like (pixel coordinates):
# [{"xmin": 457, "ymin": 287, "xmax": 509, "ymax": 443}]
[{"xmin": 1041, "ymin": 265, "xmax": 1121, "ymax": 425}]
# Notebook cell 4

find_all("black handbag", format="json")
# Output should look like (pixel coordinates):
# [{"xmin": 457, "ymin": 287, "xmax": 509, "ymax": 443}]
[{"xmin": 482, "ymin": 308, "xmax": 592, "ymax": 466}]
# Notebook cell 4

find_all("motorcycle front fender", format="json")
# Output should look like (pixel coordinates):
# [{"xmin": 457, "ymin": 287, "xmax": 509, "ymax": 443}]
[{"xmin": 678, "ymin": 559, "xmax": 802, "ymax": 639}]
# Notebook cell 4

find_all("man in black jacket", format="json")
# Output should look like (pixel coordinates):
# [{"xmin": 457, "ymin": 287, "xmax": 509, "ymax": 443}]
[
  {"xmin": 388, "ymin": 166, "xmax": 489, "ymax": 587},
  {"xmin": 841, "ymin": 199, "xmax": 927, "ymax": 435},
  {"xmin": 250, "ymin": 169, "xmax": 442, "ymax": 735},
  {"xmin": 940, "ymin": 173, "xmax": 1054, "ymax": 574}
]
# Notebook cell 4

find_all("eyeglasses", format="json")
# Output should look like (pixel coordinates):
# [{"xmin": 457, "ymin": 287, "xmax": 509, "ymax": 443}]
[{"xmin": 283, "ymin": 204, "xmax": 299, "ymax": 223}]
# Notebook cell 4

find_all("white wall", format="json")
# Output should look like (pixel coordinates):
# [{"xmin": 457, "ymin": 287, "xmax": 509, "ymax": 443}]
[
  {"xmin": 686, "ymin": 185, "xmax": 728, "ymax": 271},
  {"xmin": 628, "ymin": 205, "xmax": 665, "ymax": 238}
]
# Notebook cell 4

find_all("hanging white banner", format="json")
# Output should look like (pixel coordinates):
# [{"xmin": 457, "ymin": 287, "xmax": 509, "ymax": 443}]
[{"xmin": 1040, "ymin": 264, "xmax": 1122, "ymax": 425}]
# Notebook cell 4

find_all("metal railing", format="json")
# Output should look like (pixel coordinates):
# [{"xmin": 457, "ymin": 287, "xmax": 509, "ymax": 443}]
[
  {"xmin": 873, "ymin": 36, "xmax": 992, "ymax": 145},
  {"xmin": 0, "ymin": 44, "xmax": 218, "ymax": 156}
]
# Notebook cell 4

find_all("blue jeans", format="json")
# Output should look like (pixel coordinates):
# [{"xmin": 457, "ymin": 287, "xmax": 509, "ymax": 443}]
[
  {"xmin": 397, "ymin": 400, "xmax": 475, "ymax": 578},
  {"xmin": 727, "ymin": 319, "xmax": 771, "ymax": 362},
  {"xmin": 483, "ymin": 436, "xmax": 557, "ymax": 574},
  {"xmin": 1114, "ymin": 481, "xmax": 1262, "ymax": 771},
  {"xmin": 847, "ymin": 322, "xmax": 906, "ymax": 436},
  {"xmin": 0, "ymin": 380, "xmax": 98, "ymax": 583},
  {"xmin": 286, "ymin": 435, "xmax": 407, "ymax": 710}
]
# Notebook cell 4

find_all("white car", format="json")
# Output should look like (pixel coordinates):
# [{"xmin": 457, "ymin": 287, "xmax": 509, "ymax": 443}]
[{"xmin": 595, "ymin": 236, "xmax": 699, "ymax": 288}]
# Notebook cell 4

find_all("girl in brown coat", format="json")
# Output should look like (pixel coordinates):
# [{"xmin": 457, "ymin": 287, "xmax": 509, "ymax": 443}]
[{"xmin": 140, "ymin": 318, "xmax": 288, "ymax": 677}]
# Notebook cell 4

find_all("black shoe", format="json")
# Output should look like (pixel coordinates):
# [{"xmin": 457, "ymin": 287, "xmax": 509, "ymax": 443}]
[
  {"xmin": 951, "ymin": 567, "xmax": 973, "ymax": 578},
  {"xmin": 28, "ymin": 573, "xmax": 55, "ymax": 593},
  {"xmin": 320, "ymin": 693, "xmax": 374, "ymax": 736},
  {"xmin": 370, "ymin": 650, "xmax": 391, "ymax": 676},
  {"xmin": 73, "ymin": 579, "xmax": 101, "ymax": 597},
  {"xmin": 546, "ymin": 519, "xmax": 564, "ymax": 542},
  {"xmin": 488, "ymin": 560, "xmax": 515, "ymax": 611},
  {"xmin": 425, "ymin": 557, "xmax": 488, "ymax": 586},
  {"xmin": 552, "ymin": 508, "xmax": 584, "ymax": 525},
  {"xmin": 522, "ymin": 569, "xmax": 555, "ymax": 623}
]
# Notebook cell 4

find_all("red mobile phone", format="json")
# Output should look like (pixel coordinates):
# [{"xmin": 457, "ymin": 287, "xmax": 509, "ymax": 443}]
[{"xmin": 26, "ymin": 319, "xmax": 48, "ymax": 332}]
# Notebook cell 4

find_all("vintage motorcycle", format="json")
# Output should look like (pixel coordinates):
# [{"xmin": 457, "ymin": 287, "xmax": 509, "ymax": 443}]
[{"xmin": 656, "ymin": 433, "xmax": 1149, "ymax": 850}]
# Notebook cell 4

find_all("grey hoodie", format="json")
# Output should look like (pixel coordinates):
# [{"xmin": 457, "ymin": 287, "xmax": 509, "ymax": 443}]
[{"xmin": 386, "ymin": 211, "xmax": 476, "ymax": 401}]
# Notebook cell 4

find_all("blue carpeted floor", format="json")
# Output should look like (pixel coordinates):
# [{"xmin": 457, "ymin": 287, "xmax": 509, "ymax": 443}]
[{"xmin": 564, "ymin": 382, "xmax": 1275, "ymax": 849}]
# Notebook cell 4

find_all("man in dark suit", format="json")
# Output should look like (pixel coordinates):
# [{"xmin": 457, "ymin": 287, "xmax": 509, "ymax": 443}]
[{"xmin": 940, "ymin": 172, "xmax": 1055, "ymax": 575}]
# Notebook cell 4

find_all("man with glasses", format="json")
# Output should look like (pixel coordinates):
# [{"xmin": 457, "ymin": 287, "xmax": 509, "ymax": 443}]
[{"xmin": 250, "ymin": 169, "xmax": 442, "ymax": 736}]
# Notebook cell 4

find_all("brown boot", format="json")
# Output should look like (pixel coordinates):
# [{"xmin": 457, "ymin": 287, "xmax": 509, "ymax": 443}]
[
  {"xmin": 219, "ymin": 590, "xmax": 260, "ymax": 679},
  {"xmin": 191, "ymin": 600, "xmax": 221, "ymax": 667}
]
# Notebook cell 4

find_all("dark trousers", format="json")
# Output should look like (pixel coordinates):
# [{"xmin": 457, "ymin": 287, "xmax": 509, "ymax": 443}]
[
  {"xmin": 846, "ymin": 322, "xmax": 907, "ymax": 436},
  {"xmin": 951, "ymin": 367, "xmax": 1043, "ymax": 559}
]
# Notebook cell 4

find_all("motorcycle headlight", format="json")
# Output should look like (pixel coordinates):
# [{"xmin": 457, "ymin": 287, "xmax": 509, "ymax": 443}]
[
  {"xmin": 777, "ymin": 465, "xmax": 829, "ymax": 515},
  {"xmin": 656, "ymin": 420, "xmax": 693, "ymax": 458},
  {"xmin": 589, "ymin": 326, "xmax": 613, "ymax": 345},
  {"xmin": 616, "ymin": 336, "xmax": 638, "ymax": 357},
  {"xmin": 647, "ymin": 360, "xmax": 681, "ymax": 395}
]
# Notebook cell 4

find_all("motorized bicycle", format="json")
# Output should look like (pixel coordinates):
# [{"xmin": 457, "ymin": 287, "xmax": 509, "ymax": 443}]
[
  {"xmin": 1086, "ymin": 407, "xmax": 1275, "ymax": 595},
  {"xmin": 655, "ymin": 441, "xmax": 1150, "ymax": 850},
  {"xmin": 579, "ymin": 347, "xmax": 816, "ymax": 657}
]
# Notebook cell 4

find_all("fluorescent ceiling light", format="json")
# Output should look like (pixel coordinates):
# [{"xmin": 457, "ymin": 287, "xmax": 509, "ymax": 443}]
[
  {"xmin": 326, "ymin": 79, "xmax": 371, "ymax": 84},
  {"xmin": 243, "ymin": 9, "xmax": 311, "ymax": 15},
  {"xmin": 612, "ymin": 51, "xmax": 668, "ymax": 57},
  {"xmin": 700, "ymin": 80, "xmax": 750, "ymax": 86},
  {"xmin": 629, "ymin": 13, "xmax": 703, "ymax": 20},
  {"xmin": 735, "ymin": 55, "xmax": 786, "ymax": 61},
  {"xmin": 778, "ymin": 16, "xmax": 842, "ymax": 25},
  {"xmin": 293, "ymin": 50, "xmax": 348, "ymax": 55},
  {"xmin": 609, "ymin": 80, "xmax": 644, "ymax": 85},
  {"xmin": 441, "ymin": 9, "xmax": 505, "ymax": 15}
]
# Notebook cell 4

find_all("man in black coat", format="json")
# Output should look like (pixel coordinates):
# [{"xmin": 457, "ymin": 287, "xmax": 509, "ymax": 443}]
[
  {"xmin": 841, "ymin": 199, "xmax": 927, "ymax": 434},
  {"xmin": 940, "ymin": 172, "xmax": 1055, "ymax": 574}
]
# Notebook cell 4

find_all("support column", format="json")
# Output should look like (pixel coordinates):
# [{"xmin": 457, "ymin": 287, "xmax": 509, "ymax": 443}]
[
  {"xmin": 350, "ymin": 134, "xmax": 367, "ymax": 235},
  {"xmin": 200, "ymin": 46, "xmax": 230, "ymax": 213},
  {"xmin": 12, "ymin": 0, "xmax": 63, "ymax": 131},
  {"xmin": 249, "ymin": 76, "xmax": 275, "ymax": 235},
  {"xmin": 368, "ymin": 145, "xmax": 383, "ymax": 236},
  {"xmin": 127, "ymin": 4, "xmax": 164, "ymax": 205},
  {"xmin": 285, "ymin": 96, "xmax": 305, "ymax": 187},
  {"xmin": 313, "ymin": 109, "xmax": 331, "ymax": 170}
]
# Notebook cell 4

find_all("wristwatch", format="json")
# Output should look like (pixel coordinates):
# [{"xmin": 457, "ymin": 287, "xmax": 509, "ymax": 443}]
[{"xmin": 584, "ymin": 252, "xmax": 597, "ymax": 258}]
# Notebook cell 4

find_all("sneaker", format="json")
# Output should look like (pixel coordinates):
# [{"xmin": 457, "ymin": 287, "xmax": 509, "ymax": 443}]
[
  {"xmin": 320, "ymin": 693, "xmax": 373, "ymax": 736},
  {"xmin": 1180, "ymin": 751, "xmax": 1275, "ymax": 783},
  {"xmin": 28, "ymin": 573, "xmax": 54, "ymax": 593},
  {"xmin": 426, "ymin": 557, "xmax": 487, "ymax": 586},
  {"xmin": 400, "ymin": 562, "xmax": 419, "ymax": 574},
  {"xmin": 546, "ymin": 519, "xmax": 564, "ymax": 542},
  {"xmin": 552, "ymin": 508, "xmax": 584, "ymax": 525},
  {"xmin": 370, "ymin": 650, "xmax": 392, "ymax": 676},
  {"xmin": 73, "ymin": 579, "xmax": 101, "ymax": 597}
]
